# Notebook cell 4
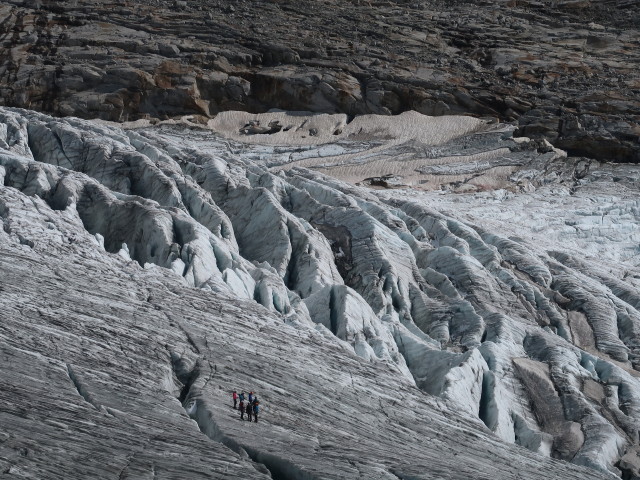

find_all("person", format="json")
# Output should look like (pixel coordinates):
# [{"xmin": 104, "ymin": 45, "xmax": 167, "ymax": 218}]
[
  {"xmin": 248, "ymin": 391, "xmax": 254, "ymax": 404},
  {"xmin": 232, "ymin": 390, "xmax": 238, "ymax": 409},
  {"xmin": 239, "ymin": 400, "xmax": 245, "ymax": 420},
  {"xmin": 239, "ymin": 392, "xmax": 245, "ymax": 403},
  {"xmin": 246, "ymin": 402, "xmax": 253, "ymax": 422},
  {"xmin": 253, "ymin": 401, "xmax": 259, "ymax": 423}
]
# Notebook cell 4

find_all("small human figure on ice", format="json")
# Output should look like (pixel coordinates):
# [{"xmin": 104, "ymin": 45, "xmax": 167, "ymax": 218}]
[
  {"xmin": 248, "ymin": 391, "xmax": 254, "ymax": 404},
  {"xmin": 246, "ymin": 402, "xmax": 253, "ymax": 422},
  {"xmin": 239, "ymin": 399, "xmax": 245, "ymax": 420},
  {"xmin": 232, "ymin": 390, "xmax": 238, "ymax": 409},
  {"xmin": 253, "ymin": 401, "xmax": 259, "ymax": 423}
]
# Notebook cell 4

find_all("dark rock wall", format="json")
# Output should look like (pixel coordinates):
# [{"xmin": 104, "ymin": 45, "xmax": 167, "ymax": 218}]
[{"xmin": 0, "ymin": 0, "xmax": 638, "ymax": 162}]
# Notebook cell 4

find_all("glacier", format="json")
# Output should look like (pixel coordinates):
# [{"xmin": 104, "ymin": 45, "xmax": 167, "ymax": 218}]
[{"xmin": 1, "ymin": 106, "xmax": 639, "ymax": 479}]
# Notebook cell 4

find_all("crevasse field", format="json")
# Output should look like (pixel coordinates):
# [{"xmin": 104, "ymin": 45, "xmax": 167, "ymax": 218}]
[{"xmin": 1, "ymin": 107, "xmax": 639, "ymax": 479}]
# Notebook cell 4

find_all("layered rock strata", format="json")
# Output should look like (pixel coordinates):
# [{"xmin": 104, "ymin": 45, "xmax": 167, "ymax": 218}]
[{"xmin": 0, "ymin": 0, "xmax": 638, "ymax": 161}]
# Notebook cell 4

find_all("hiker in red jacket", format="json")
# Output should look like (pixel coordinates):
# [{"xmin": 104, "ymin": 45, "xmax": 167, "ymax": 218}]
[{"xmin": 232, "ymin": 390, "xmax": 238, "ymax": 409}]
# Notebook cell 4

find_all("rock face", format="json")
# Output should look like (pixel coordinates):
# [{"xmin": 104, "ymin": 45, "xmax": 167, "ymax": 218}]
[
  {"xmin": 0, "ymin": 0, "xmax": 638, "ymax": 162},
  {"xmin": 1, "ymin": 107, "xmax": 640, "ymax": 478}
]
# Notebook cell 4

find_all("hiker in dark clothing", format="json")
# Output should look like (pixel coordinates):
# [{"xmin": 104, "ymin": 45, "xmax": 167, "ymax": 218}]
[
  {"xmin": 239, "ymin": 400, "xmax": 245, "ymax": 420},
  {"xmin": 246, "ymin": 402, "xmax": 253, "ymax": 422},
  {"xmin": 253, "ymin": 401, "xmax": 259, "ymax": 423},
  {"xmin": 248, "ymin": 391, "xmax": 254, "ymax": 404},
  {"xmin": 232, "ymin": 390, "xmax": 238, "ymax": 409}
]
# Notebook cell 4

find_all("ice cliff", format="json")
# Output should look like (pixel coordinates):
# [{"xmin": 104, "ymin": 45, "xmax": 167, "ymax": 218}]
[{"xmin": 1, "ymin": 107, "xmax": 639, "ymax": 479}]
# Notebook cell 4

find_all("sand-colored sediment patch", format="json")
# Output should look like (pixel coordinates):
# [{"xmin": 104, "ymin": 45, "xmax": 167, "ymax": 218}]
[{"xmin": 207, "ymin": 110, "xmax": 488, "ymax": 146}]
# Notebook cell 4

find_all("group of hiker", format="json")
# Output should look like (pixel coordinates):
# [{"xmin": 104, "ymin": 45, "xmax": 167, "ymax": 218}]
[{"xmin": 232, "ymin": 390, "xmax": 260, "ymax": 423}]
